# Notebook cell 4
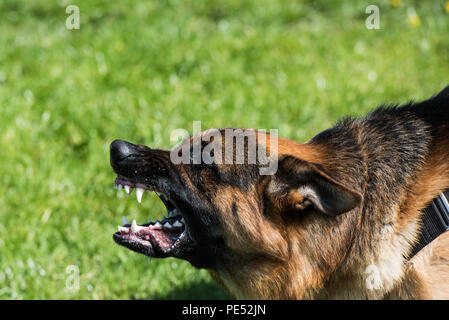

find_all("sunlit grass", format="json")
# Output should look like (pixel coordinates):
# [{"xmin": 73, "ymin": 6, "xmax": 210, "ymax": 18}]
[{"xmin": 0, "ymin": 0, "xmax": 448, "ymax": 299}]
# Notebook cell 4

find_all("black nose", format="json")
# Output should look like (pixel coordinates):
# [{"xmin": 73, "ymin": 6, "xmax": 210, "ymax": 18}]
[{"xmin": 110, "ymin": 139, "xmax": 137, "ymax": 162}]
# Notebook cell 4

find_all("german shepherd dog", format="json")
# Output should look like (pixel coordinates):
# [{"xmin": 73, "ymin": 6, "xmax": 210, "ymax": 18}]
[{"xmin": 110, "ymin": 87, "xmax": 449, "ymax": 299}]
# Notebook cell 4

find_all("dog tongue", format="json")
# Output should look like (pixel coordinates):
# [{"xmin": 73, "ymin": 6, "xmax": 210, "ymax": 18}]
[
  {"xmin": 119, "ymin": 222, "xmax": 183, "ymax": 252},
  {"xmin": 148, "ymin": 229, "xmax": 179, "ymax": 251}
]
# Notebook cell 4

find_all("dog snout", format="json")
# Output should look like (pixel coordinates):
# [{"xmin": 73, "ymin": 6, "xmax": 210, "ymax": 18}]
[{"xmin": 110, "ymin": 139, "xmax": 139, "ymax": 162}]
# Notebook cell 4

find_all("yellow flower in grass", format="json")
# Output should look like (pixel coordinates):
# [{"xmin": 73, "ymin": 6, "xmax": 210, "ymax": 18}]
[
  {"xmin": 390, "ymin": 0, "xmax": 402, "ymax": 8},
  {"xmin": 407, "ymin": 8, "xmax": 421, "ymax": 27},
  {"xmin": 445, "ymin": 1, "xmax": 449, "ymax": 13}
]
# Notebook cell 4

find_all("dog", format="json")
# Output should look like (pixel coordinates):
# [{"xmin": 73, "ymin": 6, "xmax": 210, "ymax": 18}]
[{"xmin": 110, "ymin": 86, "xmax": 449, "ymax": 299}]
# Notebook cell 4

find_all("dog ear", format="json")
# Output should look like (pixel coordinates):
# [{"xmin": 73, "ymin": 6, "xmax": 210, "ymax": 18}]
[{"xmin": 268, "ymin": 156, "xmax": 362, "ymax": 216}]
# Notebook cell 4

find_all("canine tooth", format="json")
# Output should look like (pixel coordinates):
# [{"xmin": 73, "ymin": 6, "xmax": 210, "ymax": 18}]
[
  {"xmin": 124, "ymin": 185, "xmax": 131, "ymax": 197},
  {"xmin": 168, "ymin": 211, "xmax": 175, "ymax": 218},
  {"xmin": 163, "ymin": 222, "xmax": 172, "ymax": 228},
  {"xmin": 173, "ymin": 221, "xmax": 182, "ymax": 227},
  {"xmin": 114, "ymin": 184, "xmax": 117, "ymax": 190},
  {"xmin": 117, "ymin": 184, "xmax": 123, "ymax": 191},
  {"xmin": 155, "ymin": 192, "xmax": 161, "ymax": 196},
  {"xmin": 122, "ymin": 216, "xmax": 130, "ymax": 225},
  {"xmin": 136, "ymin": 187, "xmax": 144, "ymax": 203},
  {"xmin": 181, "ymin": 217, "xmax": 185, "ymax": 224},
  {"xmin": 154, "ymin": 221, "xmax": 161, "ymax": 227},
  {"xmin": 131, "ymin": 220, "xmax": 139, "ymax": 233}
]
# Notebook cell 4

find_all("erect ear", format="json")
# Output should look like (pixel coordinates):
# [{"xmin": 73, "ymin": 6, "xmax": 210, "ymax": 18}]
[{"xmin": 268, "ymin": 156, "xmax": 362, "ymax": 216}]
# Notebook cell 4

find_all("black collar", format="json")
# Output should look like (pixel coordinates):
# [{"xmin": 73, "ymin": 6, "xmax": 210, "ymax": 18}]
[{"xmin": 408, "ymin": 191, "xmax": 449, "ymax": 259}]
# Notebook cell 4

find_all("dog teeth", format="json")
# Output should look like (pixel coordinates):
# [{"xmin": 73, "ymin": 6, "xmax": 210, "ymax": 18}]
[
  {"xmin": 115, "ymin": 182, "xmax": 165, "ymax": 202},
  {"xmin": 173, "ymin": 220, "xmax": 182, "ymax": 227},
  {"xmin": 115, "ymin": 182, "xmax": 186, "ymax": 232},
  {"xmin": 131, "ymin": 219, "xmax": 139, "ymax": 233},
  {"xmin": 136, "ymin": 187, "xmax": 144, "ymax": 203},
  {"xmin": 118, "ymin": 226, "xmax": 129, "ymax": 233},
  {"xmin": 163, "ymin": 222, "xmax": 172, "ymax": 229},
  {"xmin": 124, "ymin": 185, "xmax": 131, "ymax": 197}
]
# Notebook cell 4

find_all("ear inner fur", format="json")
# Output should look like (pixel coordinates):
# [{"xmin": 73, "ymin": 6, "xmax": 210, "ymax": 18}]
[{"xmin": 271, "ymin": 155, "xmax": 362, "ymax": 215}]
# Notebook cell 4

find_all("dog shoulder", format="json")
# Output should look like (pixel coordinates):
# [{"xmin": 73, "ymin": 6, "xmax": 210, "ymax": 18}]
[{"xmin": 391, "ymin": 232, "xmax": 449, "ymax": 299}]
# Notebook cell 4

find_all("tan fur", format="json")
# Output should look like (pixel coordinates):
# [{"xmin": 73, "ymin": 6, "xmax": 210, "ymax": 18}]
[
  {"xmin": 112, "ymin": 95, "xmax": 449, "ymax": 299},
  {"xmin": 207, "ymin": 131, "xmax": 449, "ymax": 299}
]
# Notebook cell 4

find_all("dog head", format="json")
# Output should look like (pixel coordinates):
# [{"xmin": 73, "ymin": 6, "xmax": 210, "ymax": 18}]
[{"xmin": 110, "ymin": 129, "xmax": 362, "ymax": 298}]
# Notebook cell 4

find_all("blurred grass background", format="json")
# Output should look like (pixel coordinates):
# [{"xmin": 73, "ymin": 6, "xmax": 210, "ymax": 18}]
[{"xmin": 0, "ymin": 0, "xmax": 448, "ymax": 299}]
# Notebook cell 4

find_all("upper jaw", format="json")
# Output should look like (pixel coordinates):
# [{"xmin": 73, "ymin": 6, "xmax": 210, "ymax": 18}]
[
  {"xmin": 112, "ymin": 176, "xmax": 190, "ymax": 258},
  {"xmin": 110, "ymin": 140, "xmax": 191, "ymax": 257}
]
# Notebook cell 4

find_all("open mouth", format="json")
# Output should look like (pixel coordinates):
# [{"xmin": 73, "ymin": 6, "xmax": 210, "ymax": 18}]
[{"xmin": 112, "ymin": 177, "xmax": 187, "ymax": 257}]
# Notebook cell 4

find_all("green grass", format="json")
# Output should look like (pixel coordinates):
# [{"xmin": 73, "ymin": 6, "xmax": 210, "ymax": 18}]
[{"xmin": 0, "ymin": 0, "xmax": 448, "ymax": 299}]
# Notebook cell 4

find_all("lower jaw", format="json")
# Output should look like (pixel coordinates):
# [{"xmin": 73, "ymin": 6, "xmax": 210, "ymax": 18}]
[
  {"xmin": 112, "ymin": 177, "xmax": 188, "ymax": 257},
  {"xmin": 113, "ymin": 233, "xmax": 156, "ymax": 256},
  {"xmin": 113, "ymin": 233, "xmax": 182, "ymax": 258},
  {"xmin": 113, "ymin": 223, "xmax": 187, "ymax": 257}
]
